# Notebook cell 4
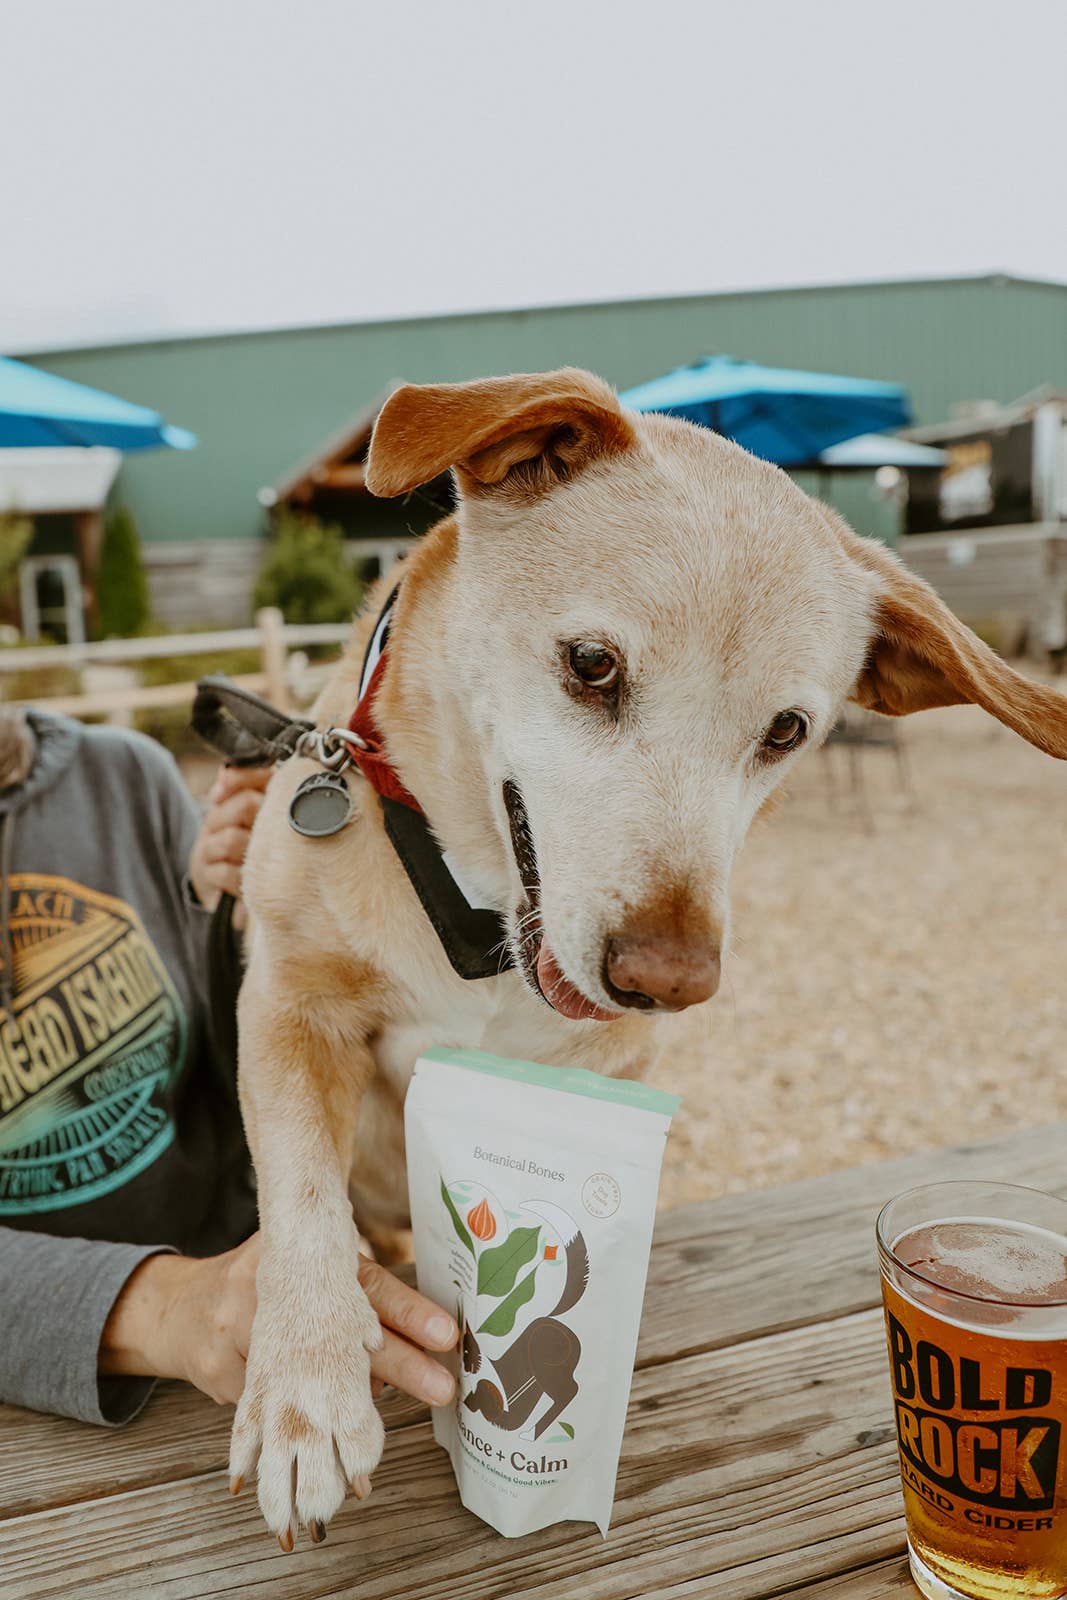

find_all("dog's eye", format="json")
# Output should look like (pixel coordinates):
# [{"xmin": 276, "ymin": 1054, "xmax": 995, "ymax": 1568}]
[
  {"xmin": 568, "ymin": 642, "xmax": 619, "ymax": 689},
  {"xmin": 762, "ymin": 710, "xmax": 808, "ymax": 754}
]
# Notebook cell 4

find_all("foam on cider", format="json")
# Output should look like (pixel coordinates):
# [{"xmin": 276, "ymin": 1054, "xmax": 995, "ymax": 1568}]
[{"xmin": 896, "ymin": 1218, "xmax": 1067, "ymax": 1306}]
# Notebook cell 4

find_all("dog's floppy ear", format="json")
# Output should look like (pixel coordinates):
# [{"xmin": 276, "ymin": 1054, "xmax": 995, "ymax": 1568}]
[
  {"xmin": 364, "ymin": 368, "xmax": 636, "ymax": 498},
  {"xmin": 836, "ymin": 512, "xmax": 1067, "ymax": 758}
]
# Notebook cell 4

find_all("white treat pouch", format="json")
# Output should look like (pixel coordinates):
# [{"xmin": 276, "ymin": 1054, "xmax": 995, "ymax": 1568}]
[{"xmin": 405, "ymin": 1046, "xmax": 679, "ymax": 1538}]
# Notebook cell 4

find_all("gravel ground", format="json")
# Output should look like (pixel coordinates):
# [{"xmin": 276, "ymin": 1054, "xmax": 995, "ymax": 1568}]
[
  {"xmin": 649, "ymin": 691, "xmax": 1067, "ymax": 1209},
  {"xmin": 184, "ymin": 682, "xmax": 1067, "ymax": 1212}
]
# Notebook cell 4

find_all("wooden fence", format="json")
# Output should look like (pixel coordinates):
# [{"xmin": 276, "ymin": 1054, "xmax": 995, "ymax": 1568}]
[{"xmin": 0, "ymin": 608, "xmax": 351, "ymax": 724}]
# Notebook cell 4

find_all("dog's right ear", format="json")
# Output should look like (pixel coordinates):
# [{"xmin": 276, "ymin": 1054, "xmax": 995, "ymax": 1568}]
[
  {"xmin": 364, "ymin": 368, "xmax": 636, "ymax": 499},
  {"xmin": 833, "ymin": 509, "xmax": 1067, "ymax": 759}
]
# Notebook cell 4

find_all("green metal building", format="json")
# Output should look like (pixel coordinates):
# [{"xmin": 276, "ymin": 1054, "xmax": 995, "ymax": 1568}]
[{"xmin": 21, "ymin": 273, "xmax": 1067, "ymax": 626}]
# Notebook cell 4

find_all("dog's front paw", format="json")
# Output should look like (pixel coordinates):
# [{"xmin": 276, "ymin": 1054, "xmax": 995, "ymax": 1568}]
[{"xmin": 230, "ymin": 1294, "xmax": 385, "ymax": 1549}]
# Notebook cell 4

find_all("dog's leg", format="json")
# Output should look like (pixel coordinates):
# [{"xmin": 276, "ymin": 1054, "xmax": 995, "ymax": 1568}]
[{"xmin": 229, "ymin": 947, "xmax": 385, "ymax": 1546}]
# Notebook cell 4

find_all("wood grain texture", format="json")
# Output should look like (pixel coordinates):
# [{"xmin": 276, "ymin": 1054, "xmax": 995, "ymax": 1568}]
[
  {"xmin": 3, "ymin": 1123, "xmax": 1061, "ymax": 1597},
  {"xmin": 778, "ymin": 1553, "xmax": 914, "ymax": 1596},
  {"xmin": 0, "ymin": 1381, "xmax": 426, "ymax": 1520},
  {"xmin": 4, "ymin": 1120, "xmax": 1060, "ymax": 1524},
  {"xmin": 641, "ymin": 1119, "xmax": 1067, "ymax": 1365},
  {"xmin": 0, "ymin": 1311, "xmax": 905, "ymax": 1600}
]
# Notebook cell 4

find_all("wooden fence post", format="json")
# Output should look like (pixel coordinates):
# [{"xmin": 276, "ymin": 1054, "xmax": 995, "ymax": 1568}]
[{"xmin": 256, "ymin": 607, "xmax": 289, "ymax": 710}]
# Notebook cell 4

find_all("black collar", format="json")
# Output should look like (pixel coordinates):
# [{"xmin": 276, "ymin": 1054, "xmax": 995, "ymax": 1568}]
[
  {"xmin": 354, "ymin": 587, "xmax": 514, "ymax": 981},
  {"xmin": 193, "ymin": 586, "xmax": 516, "ymax": 982}
]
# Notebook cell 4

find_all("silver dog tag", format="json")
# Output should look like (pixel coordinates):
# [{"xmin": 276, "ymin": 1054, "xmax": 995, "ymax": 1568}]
[{"xmin": 288, "ymin": 771, "xmax": 353, "ymax": 838}]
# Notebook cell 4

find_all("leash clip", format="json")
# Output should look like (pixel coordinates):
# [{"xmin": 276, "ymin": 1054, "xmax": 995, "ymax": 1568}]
[{"xmin": 294, "ymin": 726, "xmax": 366, "ymax": 773}]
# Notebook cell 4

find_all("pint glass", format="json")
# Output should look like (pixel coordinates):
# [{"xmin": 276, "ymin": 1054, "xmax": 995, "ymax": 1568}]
[{"xmin": 878, "ymin": 1183, "xmax": 1067, "ymax": 1600}]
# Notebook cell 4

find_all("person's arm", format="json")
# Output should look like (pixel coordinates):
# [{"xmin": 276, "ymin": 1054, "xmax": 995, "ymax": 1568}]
[
  {"xmin": 1, "ymin": 1225, "xmax": 458, "ymax": 1427},
  {"xmin": 0, "ymin": 1227, "xmax": 174, "ymax": 1425},
  {"xmin": 101, "ymin": 1233, "xmax": 460, "ymax": 1418}
]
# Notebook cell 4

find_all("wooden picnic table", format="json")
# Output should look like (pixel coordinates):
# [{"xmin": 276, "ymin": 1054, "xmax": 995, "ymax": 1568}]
[{"xmin": 1, "ymin": 1120, "xmax": 1064, "ymax": 1600}]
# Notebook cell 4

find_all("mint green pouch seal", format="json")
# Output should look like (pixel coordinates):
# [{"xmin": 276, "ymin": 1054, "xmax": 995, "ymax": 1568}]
[{"xmin": 404, "ymin": 1046, "xmax": 679, "ymax": 1538}]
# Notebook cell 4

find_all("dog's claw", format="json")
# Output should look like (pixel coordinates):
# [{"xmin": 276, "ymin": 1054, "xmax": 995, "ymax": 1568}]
[
  {"xmin": 229, "ymin": 1475, "xmax": 243, "ymax": 1497},
  {"xmin": 277, "ymin": 1528, "xmax": 295, "ymax": 1555},
  {"xmin": 351, "ymin": 1473, "xmax": 372, "ymax": 1501},
  {"xmin": 309, "ymin": 1519, "xmax": 326, "ymax": 1544}
]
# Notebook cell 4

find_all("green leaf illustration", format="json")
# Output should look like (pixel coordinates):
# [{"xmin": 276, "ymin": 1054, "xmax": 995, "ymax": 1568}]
[
  {"xmin": 558, "ymin": 1422, "xmax": 575, "ymax": 1440},
  {"xmin": 441, "ymin": 1178, "xmax": 474, "ymax": 1257},
  {"xmin": 476, "ymin": 1225, "xmax": 540, "ymax": 1298},
  {"xmin": 477, "ymin": 1264, "xmax": 538, "ymax": 1337}
]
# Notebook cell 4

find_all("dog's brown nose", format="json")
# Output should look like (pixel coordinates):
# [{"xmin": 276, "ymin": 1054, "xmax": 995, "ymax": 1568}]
[{"xmin": 603, "ymin": 934, "xmax": 721, "ymax": 1012}]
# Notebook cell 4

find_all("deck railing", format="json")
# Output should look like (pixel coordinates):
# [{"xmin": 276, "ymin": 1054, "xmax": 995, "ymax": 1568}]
[{"xmin": 0, "ymin": 608, "xmax": 350, "ymax": 723}]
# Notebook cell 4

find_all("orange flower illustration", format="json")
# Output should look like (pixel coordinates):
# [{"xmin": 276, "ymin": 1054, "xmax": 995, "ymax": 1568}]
[{"xmin": 467, "ymin": 1197, "xmax": 496, "ymax": 1241}]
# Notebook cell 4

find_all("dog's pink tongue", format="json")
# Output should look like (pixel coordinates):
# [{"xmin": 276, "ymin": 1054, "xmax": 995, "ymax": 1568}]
[{"xmin": 536, "ymin": 942, "xmax": 619, "ymax": 1023}]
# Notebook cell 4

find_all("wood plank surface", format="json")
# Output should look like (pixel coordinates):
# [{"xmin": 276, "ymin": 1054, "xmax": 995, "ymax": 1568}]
[
  {"xmin": 781, "ymin": 1555, "xmax": 914, "ymax": 1597},
  {"xmin": 641, "ymin": 1118, "xmax": 1067, "ymax": 1364},
  {"xmin": 0, "ymin": 1310, "xmax": 903, "ymax": 1600},
  {"xmin": 0, "ymin": 1380, "xmax": 426, "ymax": 1520},
  {"xmin": 3, "ymin": 1120, "xmax": 1060, "ymax": 1522},
  {"xmin": 3, "ymin": 1122, "xmax": 1061, "ymax": 1598}
]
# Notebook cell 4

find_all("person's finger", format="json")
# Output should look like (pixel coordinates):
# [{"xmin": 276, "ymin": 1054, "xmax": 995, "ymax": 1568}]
[
  {"xmin": 369, "ymin": 1328, "xmax": 454, "ymax": 1407},
  {"xmin": 210, "ymin": 766, "xmax": 273, "ymax": 803},
  {"xmin": 203, "ymin": 790, "xmax": 265, "ymax": 838},
  {"xmin": 209, "ymin": 766, "xmax": 245, "ymax": 803},
  {"xmin": 357, "ymin": 1257, "xmax": 458, "ymax": 1351},
  {"xmin": 202, "ymin": 864, "xmax": 243, "ymax": 900},
  {"xmin": 202, "ymin": 825, "xmax": 256, "ymax": 868}
]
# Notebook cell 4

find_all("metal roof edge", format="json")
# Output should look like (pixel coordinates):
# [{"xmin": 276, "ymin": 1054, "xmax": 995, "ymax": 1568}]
[
  {"xmin": 14, "ymin": 272, "xmax": 1067, "ymax": 363},
  {"xmin": 903, "ymin": 388, "xmax": 1067, "ymax": 441},
  {"xmin": 268, "ymin": 382, "xmax": 404, "ymax": 502}
]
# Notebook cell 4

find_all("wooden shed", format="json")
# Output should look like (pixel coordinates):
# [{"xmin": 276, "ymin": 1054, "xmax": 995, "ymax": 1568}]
[{"xmin": 895, "ymin": 392, "xmax": 1067, "ymax": 661}]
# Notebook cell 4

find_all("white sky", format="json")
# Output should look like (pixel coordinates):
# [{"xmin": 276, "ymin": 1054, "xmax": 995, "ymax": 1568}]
[{"xmin": 1, "ymin": 0, "xmax": 1064, "ymax": 353}]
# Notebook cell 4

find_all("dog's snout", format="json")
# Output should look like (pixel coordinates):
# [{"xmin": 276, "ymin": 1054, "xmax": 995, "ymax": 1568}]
[{"xmin": 603, "ymin": 933, "xmax": 721, "ymax": 1012}]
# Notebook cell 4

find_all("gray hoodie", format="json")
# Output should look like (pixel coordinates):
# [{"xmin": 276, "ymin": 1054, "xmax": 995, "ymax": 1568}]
[{"xmin": 0, "ymin": 712, "xmax": 255, "ymax": 1424}]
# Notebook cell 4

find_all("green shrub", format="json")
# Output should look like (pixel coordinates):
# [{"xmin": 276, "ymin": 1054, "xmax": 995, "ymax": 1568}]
[
  {"xmin": 98, "ymin": 504, "xmax": 151, "ymax": 638},
  {"xmin": 253, "ymin": 511, "xmax": 362, "ymax": 625},
  {"xmin": 135, "ymin": 703, "xmax": 215, "ymax": 761},
  {"xmin": 0, "ymin": 658, "xmax": 82, "ymax": 704},
  {"xmin": 137, "ymin": 643, "xmax": 265, "ymax": 759},
  {"xmin": 0, "ymin": 513, "xmax": 34, "ymax": 611},
  {"xmin": 138, "ymin": 645, "xmax": 262, "ymax": 689}
]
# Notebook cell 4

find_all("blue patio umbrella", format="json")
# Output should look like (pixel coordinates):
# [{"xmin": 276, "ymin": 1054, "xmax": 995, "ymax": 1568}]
[
  {"xmin": 0, "ymin": 357, "xmax": 196, "ymax": 451},
  {"xmin": 619, "ymin": 355, "xmax": 910, "ymax": 466}
]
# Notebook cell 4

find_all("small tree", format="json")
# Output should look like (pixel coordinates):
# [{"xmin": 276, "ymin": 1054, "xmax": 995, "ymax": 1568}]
[
  {"xmin": 253, "ymin": 510, "xmax": 363, "ymax": 625},
  {"xmin": 0, "ymin": 512, "xmax": 33, "ymax": 615},
  {"xmin": 98, "ymin": 504, "xmax": 151, "ymax": 638}
]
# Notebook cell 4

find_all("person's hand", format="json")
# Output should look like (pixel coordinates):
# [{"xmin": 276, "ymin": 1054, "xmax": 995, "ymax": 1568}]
[
  {"xmin": 357, "ymin": 1255, "xmax": 459, "ymax": 1407},
  {"xmin": 100, "ymin": 1232, "xmax": 459, "ymax": 1409},
  {"xmin": 188, "ymin": 765, "xmax": 272, "ymax": 913},
  {"xmin": 101, "ymin": 1234, "xmax": 260, "ymax": 1403}
]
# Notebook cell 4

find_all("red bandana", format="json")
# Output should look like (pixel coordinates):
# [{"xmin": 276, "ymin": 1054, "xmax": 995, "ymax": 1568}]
[{"xmin": 344, "ymin": 591, "xmax": 423, "ymax": 813}]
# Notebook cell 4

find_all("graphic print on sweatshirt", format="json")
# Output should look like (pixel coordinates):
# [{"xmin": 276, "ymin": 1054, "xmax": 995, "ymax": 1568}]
[{"xmin": 0, "ymin": 875, "xmax": 186, "ymax": 1214}]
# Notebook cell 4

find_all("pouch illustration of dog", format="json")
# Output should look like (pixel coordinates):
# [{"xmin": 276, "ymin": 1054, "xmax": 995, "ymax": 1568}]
[
  {"xmin": 463, "ymin": 1201, "xmax": 588, "ymax": 1443},
  {"xmin": 229, "ymin": 367, "xmax": 1067, "ymax": 1545}
]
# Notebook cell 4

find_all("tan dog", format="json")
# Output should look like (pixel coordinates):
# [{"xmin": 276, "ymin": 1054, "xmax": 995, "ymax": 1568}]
[{"xmin": 230, "ymin": 368, "xmax": 1067, "ymax": 1543}]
